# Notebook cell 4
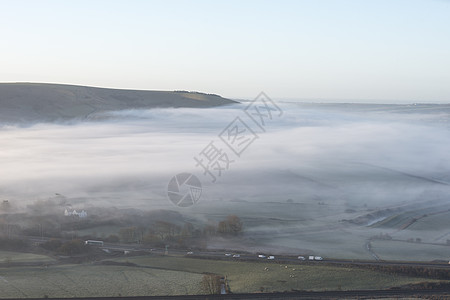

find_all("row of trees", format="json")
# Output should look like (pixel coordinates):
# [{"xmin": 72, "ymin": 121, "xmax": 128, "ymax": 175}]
[
  {"xmin": 41, "ymin": 239, "xmax": 90, "ymax": 256},
  {"xmin": 113, "ymin": 215, "xmax": 243, "ymax": 246},
  {"xmin": 1, "ymin": 209, "xmax": 244, "ymax": 251}
]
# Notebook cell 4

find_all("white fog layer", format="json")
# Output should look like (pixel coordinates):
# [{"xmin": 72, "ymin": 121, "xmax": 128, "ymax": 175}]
[
  {"xmin": 1, "ymin": 102, "xmax": 450, "ymax": 259},
  {"xmin": 1, "ymin": 103, "xmax": 449, "ymax": 205}
]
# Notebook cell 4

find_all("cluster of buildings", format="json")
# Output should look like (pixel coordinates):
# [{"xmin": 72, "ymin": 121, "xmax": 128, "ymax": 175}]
[{"xmin": 64, "ymin": 209, "xmax": 88, "ymax": 218}]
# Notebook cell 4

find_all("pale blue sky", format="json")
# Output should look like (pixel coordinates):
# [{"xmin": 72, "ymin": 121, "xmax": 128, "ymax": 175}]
[{"xmin": 1, "ymin": 0, "xmax": 449, "ymax": 102}]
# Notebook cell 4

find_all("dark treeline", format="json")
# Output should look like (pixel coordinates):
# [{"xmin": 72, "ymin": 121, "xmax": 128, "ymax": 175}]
[
  {"xmin": 0, "ymin": 198, "xmax": 244, "ymax": 251},
  {"xmin": 349, "ymin": 264, "xmax": 450, "ymax": 280},
  {"xmin": 113, "ymin": 214, "xmax": 243, "ymax": 248}
]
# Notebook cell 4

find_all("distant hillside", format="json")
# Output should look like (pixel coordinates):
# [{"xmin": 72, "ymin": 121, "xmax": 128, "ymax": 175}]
[{"xmin": 0, "ymin": 83, "xmax": 238, "ymax": 123}]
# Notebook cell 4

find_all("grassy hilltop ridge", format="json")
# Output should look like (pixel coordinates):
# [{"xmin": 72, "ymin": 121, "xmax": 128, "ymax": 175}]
[{"xmin": 0, "ymin": 83, "xmax": 237, "ymax": 123}]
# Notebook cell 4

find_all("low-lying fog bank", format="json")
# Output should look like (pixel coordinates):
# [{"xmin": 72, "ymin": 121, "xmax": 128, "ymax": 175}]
[
  {"xmin": 1, "ymin": 103, "xmax": 449, "ymax": 207},
  {"xmin": 1, "ymin": 102, "xmax": 449, "ymax": 260}
]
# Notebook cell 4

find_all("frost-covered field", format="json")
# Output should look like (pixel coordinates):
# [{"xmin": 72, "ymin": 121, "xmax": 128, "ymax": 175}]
[{"xmin": 0, "ymin": 264, "xmax": 203, "ymax": 298}]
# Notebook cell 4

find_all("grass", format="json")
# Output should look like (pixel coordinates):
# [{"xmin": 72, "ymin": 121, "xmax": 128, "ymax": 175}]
[
  {"xmin": 373, "ymin": 205, "xmax": 450, "ymax": 232},
  {"xmin": 407, "ymin": 211, "xmax": 450, "ymax": 232},
  {"xmin": 0, "ymin": 264, "xmax": 203, "ymax": 298},
  {"xmin": 0, "ymin": 254, "xmax": 447, "ymax": 298},
  {"xmin": 371, "ymin": 239, "xmax": 450, "ymax": 261},
  {"xmin": 75, "ymin": 225, "xmax": 121, "ymax": 238},
  {"xmin": 113, "ymin": 255, "xmax": 446, "ymax": 293},
  {"xmin": 0, "ymin": 251, "xmax": 55, "ymax": 263},
  {"xmin": 194, "ymin": 201, "xmax": 448, "ymax": 262}
]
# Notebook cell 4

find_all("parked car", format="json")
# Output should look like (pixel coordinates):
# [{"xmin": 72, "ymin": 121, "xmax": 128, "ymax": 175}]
[
  {"xmin": 258, "ymin": 254, "xmax": 266, "ymax": 258},
  {"xmin": 233, "ymin": 254, "xmax": 240, "ymax": 258},
  {"xmin": 314, "ymin": 256, "xmax": 323, "ymax": 261},
  {"xmin": 186, "ymin": 251, "xmax": 194, "ymax": 255},
  {"xmin": 298, "ymin": 256, "xmax": 305, "ymax": 260},
  {"xmin": 267, "ymin": 255, "xmax": 275, "ymax": 260},
  {"xmin": 225, "ymin": 253, "xmax": 232, "ymax": 257}
]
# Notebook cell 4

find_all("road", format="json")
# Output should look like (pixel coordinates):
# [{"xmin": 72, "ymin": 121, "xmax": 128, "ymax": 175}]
[
  {"xmin": 18, "ymin": 235, "xmax": 450, "ymax": 269},
  {"xmin": 98, "ymin": 242, "xmax": 450, "ymax": 269},
  {"xmin": 3, "ymin": 236, "xmax": 449, "ymax": 299}
]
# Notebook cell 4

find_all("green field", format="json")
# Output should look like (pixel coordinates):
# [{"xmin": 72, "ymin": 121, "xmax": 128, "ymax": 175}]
[
  {"xmin": 113, "ymin": 255, "xmax": 445, "ymax": 293},
  {"xmin": 75, "ymin": 225, "xmax": 121, "ymax": 238},
  {"xmin": 0, "ymin": 264, "xmax": 203, "ymax": 298},
  {"xmin": 0, "ymin": 251, "xmax": 55, "ymax": 264},
  {"xmin": 0, "ymin": 254, "xmax": 447, "ymax": 298}
]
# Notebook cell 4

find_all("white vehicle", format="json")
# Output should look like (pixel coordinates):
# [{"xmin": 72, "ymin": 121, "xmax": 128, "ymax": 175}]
[
  {"xmin": 267, "ymin": 255, "xmax": 275, "ymax": 260},
  {"xmin": 258, "ymin": 254, "xmax": 266, "ymax": 258},
  {"xmin": 298, "ymin": 256, "xmax": 305, "ymax": 260},
  {"xmin": 314, "ymin": 256, "xmax": 323, "ymax": 261},
  {"xmin": 84, "ymin": 240, "xmax": 104, "ymax": 246},
  {"xmin": 225, "ymin": 253, "xmax": 232, "ymax": 257},
  {"xmin": 308, "ymin": 255, "xmax": 315, "ymax": 260},
  {"xmin": 186, "ymin": 251, "xmax": 194, "ymax": 255},
  {"xmin": 233, "ymin": 254, "xmax": 240, "ymax": 258}
]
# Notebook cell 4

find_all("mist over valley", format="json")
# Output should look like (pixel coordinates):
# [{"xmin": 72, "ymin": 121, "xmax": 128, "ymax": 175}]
[{"xmin": 1, "ymin": 85, "xmax": 449, "ymax": 261}]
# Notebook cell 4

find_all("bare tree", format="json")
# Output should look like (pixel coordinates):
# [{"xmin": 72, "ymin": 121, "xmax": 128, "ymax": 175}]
[
  {"xmin": 201, "ymin": 274, "xmax": 221, "ymax": 294},
  {"xmin": 218, "ymin": 215, "xmax": 243, "ymax": 236}
]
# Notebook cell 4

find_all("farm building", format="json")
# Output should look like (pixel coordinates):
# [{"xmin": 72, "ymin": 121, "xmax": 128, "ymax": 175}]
[{"xmin": 64, "ymin": 209, "xmax": 88, "ymax": 218}]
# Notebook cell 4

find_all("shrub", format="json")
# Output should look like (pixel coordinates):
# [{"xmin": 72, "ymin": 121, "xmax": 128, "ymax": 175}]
[
  {"xmin": 41, "ymin": 239, "xmax": 63, "ymax": 251},
  {"xmin": 57, "ymin": 239, "xmax": 88, "ymax": 256}
]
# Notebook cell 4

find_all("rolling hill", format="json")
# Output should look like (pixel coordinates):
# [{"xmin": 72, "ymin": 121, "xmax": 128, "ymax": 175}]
[{"xmin": 0, "ymin": 83, "xmax": 238, "ymax": 123}]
